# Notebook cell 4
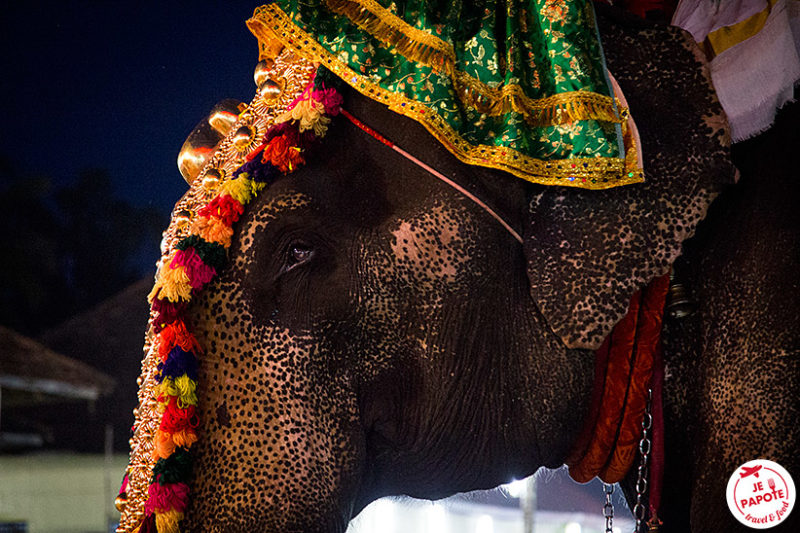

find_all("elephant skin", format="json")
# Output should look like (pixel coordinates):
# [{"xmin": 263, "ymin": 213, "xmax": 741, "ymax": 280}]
[{"xmin": 179, "ymin": 6, "xmax": 799, "ymax": 533}]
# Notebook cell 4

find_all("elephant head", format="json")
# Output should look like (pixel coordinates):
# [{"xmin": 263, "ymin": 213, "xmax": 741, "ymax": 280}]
[
  {"xmin": 179, "ymin": 9, "xmax": 736, "ymax": 531},
  {"xmin": 184, "ymin": 85, "xmax": 599, "ymax": 531}
]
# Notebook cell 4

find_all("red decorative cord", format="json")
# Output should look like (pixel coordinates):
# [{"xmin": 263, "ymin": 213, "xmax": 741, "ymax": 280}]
[{"xmin": 340, "ymin": 108, "xmax": 522, "ymax": 243}]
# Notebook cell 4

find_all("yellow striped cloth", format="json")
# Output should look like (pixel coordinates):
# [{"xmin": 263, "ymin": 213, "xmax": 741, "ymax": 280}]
[{"xmin": 672, "ymin": 0, "xmax": 800, "ymax": 141}]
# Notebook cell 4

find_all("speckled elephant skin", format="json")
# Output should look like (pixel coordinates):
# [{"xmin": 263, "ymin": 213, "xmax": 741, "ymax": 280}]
[{"xmin": 178, "ymin": 6, "xmax": 798, "ymax": 533}]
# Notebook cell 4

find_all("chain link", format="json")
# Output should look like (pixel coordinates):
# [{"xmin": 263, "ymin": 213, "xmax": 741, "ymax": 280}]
[
  {"xmin": 603, "ymin": 482, "xmax": 615, "ymax": 533},
  {"xmin": 632, "ymin": 388, "xmax": 654, "ymax": 532}
]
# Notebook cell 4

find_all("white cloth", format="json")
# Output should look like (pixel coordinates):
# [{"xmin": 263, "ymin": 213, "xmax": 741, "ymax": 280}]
[{"xmin": 672, "ymin": 0, "xmax": 800, "ymax": 141}]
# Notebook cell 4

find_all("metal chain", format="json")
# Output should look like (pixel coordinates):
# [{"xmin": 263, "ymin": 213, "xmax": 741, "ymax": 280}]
[
  {"xmin": 603, "ymin": 482, "xmax": 615, "ymax": 533},
  {"xmin": 632, "ymin": 388, "xmax": 654, "ymax": 532}
]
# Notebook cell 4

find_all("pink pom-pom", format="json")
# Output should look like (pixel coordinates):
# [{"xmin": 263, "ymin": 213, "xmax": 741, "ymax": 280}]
[
  {"xmin": 144, "ymin": 481, "xmax": 190, "ymax": 514},
  {"xmin": 312, "ymin": 88, "xmax": 343, "ymax": 116},
  {"xmin": 170, "ymin": 248, "xmax": 216, "ymax": 290}
]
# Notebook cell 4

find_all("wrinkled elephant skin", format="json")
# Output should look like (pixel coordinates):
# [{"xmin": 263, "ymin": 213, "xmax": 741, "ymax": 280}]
[
  {"xmin": 180, "ymin": 8, "xmax": 799, "ymax": 533},
  {"xmin": 185, "ymin": 93, "xmax": 592, "ymax": 532}
]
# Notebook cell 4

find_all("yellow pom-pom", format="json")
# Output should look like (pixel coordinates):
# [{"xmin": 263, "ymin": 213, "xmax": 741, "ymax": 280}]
[
  {"xmin": 155, "ymin": 510, "xmax": 184, "ymax": 533},
  {"xmin": 148, "ymin": 254, "xmax": 192, "ymax": 303},
  {"xmin": 219, "ymin": 177, "xmax": 254, "ymax": 204},
  {"xmin": 156, "ymin": 376, "xmax": 198, "ymax": 408},
  {"xmin": 250, "ymin": 180, "xmax": 267, "ymax": 196},
  {"xmin": 155, "ymin": 265, "xmax": 192, "ymax": 303},
  {"xmin": 174, "ymin": 375, "xmax": 198, "ymax": 407}
]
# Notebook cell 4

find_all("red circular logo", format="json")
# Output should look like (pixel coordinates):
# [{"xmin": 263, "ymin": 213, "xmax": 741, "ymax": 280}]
[{"xmin": 726, "ymin": 459, "xmax": 795, "ymax": 529}]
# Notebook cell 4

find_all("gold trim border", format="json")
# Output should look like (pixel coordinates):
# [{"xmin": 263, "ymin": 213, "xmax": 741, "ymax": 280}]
[
  {"xmin": 248, "ymin": 4, "xmax": 643, "ymax": 189},
  {"xmin": 324, "ymin": 0, "xmax": 622, "ymax": 126}
]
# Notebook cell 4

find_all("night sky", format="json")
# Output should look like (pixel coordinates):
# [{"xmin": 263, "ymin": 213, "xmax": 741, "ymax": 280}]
[{"xmin": 1, "ymin": 1, "xmax": 264, "ymax": 213}]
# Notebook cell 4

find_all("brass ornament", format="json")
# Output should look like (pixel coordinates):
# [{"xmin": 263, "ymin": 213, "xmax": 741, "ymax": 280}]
[
  {"xmin": 254, "ymin": 58, "xmax": 274, "ymax": 88},
  {"xmin": 115, "ymin": 493, "xmax": 128, "ymax": 513},
  {"xmin": 202, "ymin": 167, "xmax": 223, "ymax": 189},
  {"xmin": 259, "ymin": 77, "xmax": 285, "ymax": 102},
  {"xmin": 177, "ymin": 99, "xmax": 246, "ymax": 185},
  {"xmin": 666, "ymin": 269, "xmax": 696, "ymax": 319},
  {"xmin": 232, "ymin": 125, "xmax": 256, "ymax": 151},
  {"xmin": 174, "ymin": 209, "xmax": 194, "ymax": 229},
  {"xmin": 117, "ymin": 47, "xmax": 317, "ymax": 533}
]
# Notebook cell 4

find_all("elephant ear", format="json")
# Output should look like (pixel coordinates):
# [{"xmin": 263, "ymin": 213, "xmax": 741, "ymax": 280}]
[{"xmin": 524, "ymin": 6, "xmax": 737, "ymax": 350}]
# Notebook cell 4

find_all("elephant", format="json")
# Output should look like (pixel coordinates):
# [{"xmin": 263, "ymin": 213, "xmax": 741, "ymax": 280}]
[{"xmin": 162, "ymin": 5, "xmax": 799, "ymax": 533}]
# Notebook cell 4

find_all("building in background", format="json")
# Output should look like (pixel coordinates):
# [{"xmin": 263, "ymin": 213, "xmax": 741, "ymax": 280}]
[{"xmin": 0, "ymin": 326, "xmax": 119, "ymax": 532}]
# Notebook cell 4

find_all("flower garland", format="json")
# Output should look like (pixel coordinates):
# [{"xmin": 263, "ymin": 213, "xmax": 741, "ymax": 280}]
[{"xmin": 125, "ymin": 68, "xmax": 343, "ymax": 533}]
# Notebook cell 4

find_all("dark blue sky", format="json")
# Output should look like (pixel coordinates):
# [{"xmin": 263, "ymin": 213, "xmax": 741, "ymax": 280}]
[{"xmin": 1, "ymin": 1, "xmax": 262, "ymax": 213}]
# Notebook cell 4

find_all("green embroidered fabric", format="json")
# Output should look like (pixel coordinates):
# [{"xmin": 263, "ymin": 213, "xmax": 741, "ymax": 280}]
[{"xmin": 248, "ymin": 0, "xmax": 643, "ymax": 188}]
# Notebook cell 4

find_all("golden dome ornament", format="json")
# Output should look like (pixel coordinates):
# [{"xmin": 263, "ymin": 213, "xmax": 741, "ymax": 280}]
[
  {"xmin": 258, "ymin": 77, "xmax": 285, "ymax": 102},
  {"xmin": 174, "ymin": 209, "xmax": 194, "ymax": 229},
  {"xmin": 177, "ymin": 99, "xmax": 246, "ymax": 184},
  {"xmin": 254, "ymin": 59, "xmax": 275, "ymax": 88},
  {"xmin": 232, "ymin": 125, "xmax": 256, "ymax": 152},
  {"xmin": 201, "ymin": 167, "xmax": 223, "ymax": 190},
  {"xmin": 115, "ymin": 493, "xmax": 128, "ymax": 513}
]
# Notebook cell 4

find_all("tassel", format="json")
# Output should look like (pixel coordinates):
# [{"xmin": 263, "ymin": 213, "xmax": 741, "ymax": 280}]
[
  {"xmin": 261, "ymin": 134, "xmax": 305, "ymax": 174},
  {"xmin": 312, "ymin": 87, "xmax": 344, "ymax": 115},
  {"xmin": 198, "ymin": 194, "xmax": 245, "ymax": 225},
  {"xmin": 153, "ymin": 430, "xmax": 176, "ymax": 460},
  {"xmin": 171, "ymin": 429, "xmax": 198, "ymax": 449},
  {"xmin": 191, "ymin": 216, "xmax": 234, "ymax": 248},
  {"xmin": 175, "ymin": 236, "xmax": 227, "ymax": 271},
  {"xmin": 155, "ymin": 375, "xmax": 198, "ymax": 407},
  {"xmin": 277, "ymin": 97, "xmax": 331, "ymax": 136},
  {"xmin": 157, "ymin": 347, "xmax": 198, "ymax": 381},
  {"xmin": 170, "ymin": 248, "xmax": 216, "ymax": 290},
  {"xmin": 159, "ymin": 401, "xmax": 198, "ymax": 435},
  {"xmin": 148, "ymin": 263, "xmax": 192, "ymax": 304},
  {"xmin": 324, "ymin": 0, "xmax": 456, "ymax": 75},
  {"xmin": 218, "ymin": 179, "xmax": 254, "ymax": 205},
  {"xmin": 152, "ymin": 448, "xmax": 193, "ymax": 485},
  {"xmin": 157, "ymin": 321, "xmax": 201, "ymax": 362},
  {"xmin": 145, "ymin": 482, "xmax": 190, "ymax": 514},
  {"xmin": 151, "ymin": 298, "xmax": 187, "ymax": 330},
  {"xmin": 154, "ymin": 510, "xmax": 184, "ymax": 533}
]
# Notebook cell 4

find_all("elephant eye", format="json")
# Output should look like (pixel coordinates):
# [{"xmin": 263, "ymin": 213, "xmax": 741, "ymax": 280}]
[{"xmin": 285, "ymin": 242, "xmax": 314, "ymax": 270}]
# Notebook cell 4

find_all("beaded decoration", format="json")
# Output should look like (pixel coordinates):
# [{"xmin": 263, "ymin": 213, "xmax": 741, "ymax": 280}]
[{"xmin": 116, "ymin": 49, "xmax": 342, "ymax": 533}]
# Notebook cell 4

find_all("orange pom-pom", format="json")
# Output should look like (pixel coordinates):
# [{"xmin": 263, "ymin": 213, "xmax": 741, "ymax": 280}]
[
  {"xmin": 153, "ymin": 430, "xmax": 176, "ymax": 460},
  {"xmin": 191, "ymin": 217, "xmax": 233, "ymax": 247},
  {"xmin": 157, "ymin": 321, "xmax": 201, "ymax": 361},
  {"xmin": 172, "ymin": 429, "xmax": 198, "ymax": 448}
]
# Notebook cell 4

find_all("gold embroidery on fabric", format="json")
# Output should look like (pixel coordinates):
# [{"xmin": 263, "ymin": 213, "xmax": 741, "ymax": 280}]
[
  {"xmin": 325, "ymin": 0, "xmax": 458, "ymax": 72},
  {"xmin": 455, "ymin": 76, "xmax": 622, "ymax": 126},
  {"xmin": 249, "ymin": 4, "xmax": 644, "ymax": 189},
  {"xmin": 324, "ymin": 0, "xmax": 622, "ymax": 126}
]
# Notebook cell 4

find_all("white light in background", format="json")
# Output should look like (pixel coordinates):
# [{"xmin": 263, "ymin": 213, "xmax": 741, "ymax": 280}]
[
  {"xmin": 371, "ymin": 499, "xmax": 395, "ymax": 533},
  {"xmin": 612, "ymin": 528, "xmax": 622, "ymax": 533},
  {"xmin": 501, "ymin": 478, "xmax": 528, "ymax": 498},
  {"xmin": 426, "ymin": 503, "xmax": 447, "ymax": 533},
  {"xmin": 564, "ymin": 522, "xmax": 582, "ymax": 533},
  {"xmin": 475, "ymin": 514, "xmax": 494, "ymax": 533}
]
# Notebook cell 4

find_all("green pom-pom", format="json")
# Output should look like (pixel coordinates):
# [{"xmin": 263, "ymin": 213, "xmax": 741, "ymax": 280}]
[
  {"xmin": 314, "ymin": 66, "xmax": 343, "ymax": 90},
  {"xmin": 151, "ymin": 447, "xmax": 193, "ymax": 485}
]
